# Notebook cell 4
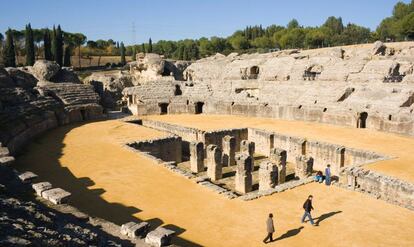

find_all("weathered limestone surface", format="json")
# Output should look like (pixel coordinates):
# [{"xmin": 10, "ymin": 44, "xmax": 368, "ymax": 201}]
[
  {"xmin": 206, "ymin": 145, "xmax": 222, "ymax": 181},
  {"xmin": 240, "ymin": 140, "xmax": 255, "ymax": 156},
  {"xmin": 145, "ymin": 226, "xmax": 175, "ymax": 247},
  {"xmin": 121, "ymin": 221, "xmax": 150, "ymax": 239},
  {"xmin": 32, "ymin": 182, "xmax": 52, "ymax": 197},
  {"xmin": 190, "ymin": 141, "xmax": 204, "ymax": 173},
  {"xmin": 259, "ymin": 161, "xmax": 278, "ymax": 191},
  {"xmin": 18, "ymin": 171, "xmax": 38, "ymax": 183},
  {"xmin": 269, "ymin": 148, "xmax": 287, "ymax": 184},
  {"xmin": 222, "ymin": 135, "xmax": 236, "ymax": 166},
  {"xmin": 0, "ymin": 62, "xmax": 103, "ymax": 154},
  {"xmin": 123, "ymin": 42, "xmax": 414, "ymax": 137},
  {"xmin": 41, "ymin": 188, "xmax": 71, "ymax": 205},
  {"xmin": 340, "ymin": 166, "xmax": 414, "ymax": 210},
  {"xmin": 295, "ymin": 155, "xmax": 314, "ymax": 179},
  {"xmin": 235, "ymin": 153, "xmax": 253, "ymax": 194}
]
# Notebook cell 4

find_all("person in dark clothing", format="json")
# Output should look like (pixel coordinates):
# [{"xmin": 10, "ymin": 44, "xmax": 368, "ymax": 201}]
[
  {"xmin": 301, "ymin": 195, "xmax": 315, "ymax": 225},
  {"xmin": 263, "ymin": 213, "xmax": 275, "ymax": 244},
  {"xmin": 325, "ymin": 164, "xmax": 331, "ymax": 185}
]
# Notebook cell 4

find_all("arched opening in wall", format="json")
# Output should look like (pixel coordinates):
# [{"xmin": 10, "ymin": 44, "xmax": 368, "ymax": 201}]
[
  {"xmin": 159, "ymin": 103, "xmax": 169, "ymax": 115},
  {"xmin": 357, "ymin": 112, "xmax": 368, "ymax": 128},
  {"xmin": 195, "ymin": 102, "xmax": 204, "ymax": 114},
  {"xmin": 388, "ymin": 115, "xmax": 392, "ymax": 121},
  {"xmin": 80, "ymin": 109, "xmax": 87, "ymax": 121},
  {"xmin": 174, "ymin": 85, "xmax": 182, "ymax": 96},
  {"xmin": 323, "ymin": 108, "xmax": 327, "ymax": 112},
  {"xmin": 128, "ymin": 95, "xmax": 133, "ymax": 105},
  {"xmin": 249, "ymin": 66, "xmax": 260, "ymax": 79}
]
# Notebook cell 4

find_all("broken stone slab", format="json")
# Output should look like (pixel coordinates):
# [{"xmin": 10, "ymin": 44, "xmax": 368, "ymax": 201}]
[
  {"xmin": 18, "ymin": 171, "xmax": 38, "ymax": 183},
  {"xmin": 145, "ymin": 226, "xmax": 175, "ymax": 247},
  {"xmin": 0, "ymin": 146, "xmax": 10, "ymax": 157},
  {"xmin": 121, "ymin": 221, "xmax": 150, "ymax": 239},
  {"xmin": 42, "ymin": 188, "xmax": 71, "ymax": 204},
  {"xmin": 32, "ymin": 182, "xmax": 52, "ymax": 197},
  {"xmin": 0, "ymin": 156, "xmax": 15, "ymax": 166}
]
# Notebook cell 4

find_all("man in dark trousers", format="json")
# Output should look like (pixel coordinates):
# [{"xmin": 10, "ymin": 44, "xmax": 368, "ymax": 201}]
[
  {"xmin": 301, "ymin": 195, "xmax": 315, "ymax": 225},
  {"xmin": 263, "ymin": 213, "xmax": 275, "ymax": 244}
]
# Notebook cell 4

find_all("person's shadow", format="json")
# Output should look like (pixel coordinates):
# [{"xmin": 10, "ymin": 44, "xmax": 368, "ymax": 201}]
[
  {"xmin": 314, "ymin": 210, "xmax": 342, "ymax": 225},
  {"xmin": 273, "ymin": 226, "xmax": 304, "ymax": 242}
]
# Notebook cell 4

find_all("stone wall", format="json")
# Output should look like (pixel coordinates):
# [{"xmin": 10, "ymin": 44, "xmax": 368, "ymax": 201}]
[
  {"xmin": 127, "ymin": 136, "xmax": 182, "ymax": 163},
  {"xmin": 339, "ymin": 166, "xmax": 414, "ymax": 210}
]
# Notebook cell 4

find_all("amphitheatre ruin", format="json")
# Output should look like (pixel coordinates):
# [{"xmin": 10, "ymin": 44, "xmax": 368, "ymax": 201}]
[{"xmin": 2, "ymin": 39, "xmax": 414, "ymax": 246}]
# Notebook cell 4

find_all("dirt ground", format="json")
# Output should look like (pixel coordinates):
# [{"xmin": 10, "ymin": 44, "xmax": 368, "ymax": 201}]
[
  {"xmin": 145, "ymin": 114, "xmax": 414, "ymax": 183},
  {"xmin": 14, "ymin": 119, "xmax": 414, "ymax": 247}
]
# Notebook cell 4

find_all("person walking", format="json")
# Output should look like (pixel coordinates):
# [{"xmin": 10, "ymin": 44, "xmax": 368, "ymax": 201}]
[
  {"xmin": 325, "ymin": 164, "xmax": 331, "ymax": 185},
  {"xmin": 301, "ymin": 195, "xmax": 315, "ymax": 225},
  {"xmin": 263, "ymin": 213, "xmax": 275, "ymax": 244}
]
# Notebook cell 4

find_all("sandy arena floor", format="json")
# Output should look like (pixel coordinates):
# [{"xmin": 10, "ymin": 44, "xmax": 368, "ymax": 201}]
[{"xmin": 15, "ymin": 118, "xmax": 414, "ymax": 247}]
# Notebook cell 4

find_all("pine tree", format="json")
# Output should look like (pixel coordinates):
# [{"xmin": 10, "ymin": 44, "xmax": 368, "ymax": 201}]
[
  {"xmin": 25, "ymin": 23, "xmax": 35, "ymax": 66},
  {"xmin": 53, "ymin": 25, "xmax": 64, "ymax": 66},
  {"xmin": 43, "ymin": 29, "xmax": 52, "ymax": 60},
  {"xmin": 148, "ymin": 38, "xmax": 153, "ymax": 53},
  {"xmin": 63, "ymin": 45, "xmax": 71, "ymax": 67},
  {"xmin": 120, "ymin": 42, "xmax": 126, "ymax": 65},
  {"xmin": 3, "ymin": 29, "xmax": 16, "ymax": 67}
]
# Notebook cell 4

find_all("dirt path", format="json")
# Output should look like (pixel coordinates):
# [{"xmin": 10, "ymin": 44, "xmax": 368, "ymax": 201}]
[{"xmin": 15, "ymin": 119, "xmax": 414, "ymax": 247}]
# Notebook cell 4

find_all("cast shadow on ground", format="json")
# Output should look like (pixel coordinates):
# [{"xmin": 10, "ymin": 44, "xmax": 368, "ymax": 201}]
[
  {"xmin": 273, "ymin": 226, "xmax": 304, "ymax": 242},
  {"xmin": 15, "ymin": 121, "xmax": 202, "ymax": 246},
  {"xmin": 314, "ymin": 210, "xmax": 342, "ymax": 225}
]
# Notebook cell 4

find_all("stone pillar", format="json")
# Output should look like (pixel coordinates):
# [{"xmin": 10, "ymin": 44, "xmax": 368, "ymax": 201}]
[
  {"xmin": 206, "ymin": 145, "xmax": 222, "ymax": 181},
  {"xmin": 240, "ymin": 140, "xmax": 255, "ymax": 156},
  {"xmin": 241, "ymin": 140, "xmax": 255, "ymax": 171},
  {"xmin": 222, "ymin": 135, "xmax": 236, "ymax": 166},
  {"xmin": 235, "ymin": 153, "xmax": 253, "ymax": 194},
  {"xmin": 269, "ymin": 148, "xmax": 287, "ymax": 184},
  {"xmin": 259, "ymin": 161, "xmax": 278, "ymax": 191},
  {"xmin": 190, "ymin": 142, "xmax": 204, "ymax": 173},
  {"xmin": 295, "ymin": 155, "xmax": 313, "ymax": 179}
]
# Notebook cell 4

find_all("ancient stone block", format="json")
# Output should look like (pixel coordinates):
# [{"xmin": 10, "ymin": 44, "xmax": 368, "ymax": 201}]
[
  {"xmin": 259, "ymin": 161, "xmax": 278, "ymax": 191},
  {"xmin": 41, "ymin": 188, "xmax": 71, "ymax": 205},
  {"xmin": 206, "ymin": 145, "xmax": 222, "ymax": 181},
  {"xmin": 121, "ymin": 221, "xmax": 150, "ymax": 239},
  {"xmin": 0, "ymin": 156, "xmax": 15, "ymax": 166},
  {"xmin": 32, "ymin": 182, "xmax": 52, "ymax": 197},
  {"xmin": 295, "ymin": 155, "xmax": 313, "ymax": 179},
  {"xmin": 235, "ymin": 153, "xmax": 253, "ymax": 194},
  {"xmin": 240, "ymin": 140, "xmax": 255, "ymax": 156},
  {"xmin": 222, "ymin": 135, "xmax": 236, "ymax": 166},
  {"xmin": 269, "ymin": 148, "xmax": 287, "ymax": 184},
  {"xmin": 18, "ymin": 171, "xmax": 38, "ymax": 183},
  {"xmin": 145, "ymin": 226, "xmax": 175, "ymax": 247},
  {"xmin": 190, "ymin": 141, "xmax": 204, "ymax": 173}
]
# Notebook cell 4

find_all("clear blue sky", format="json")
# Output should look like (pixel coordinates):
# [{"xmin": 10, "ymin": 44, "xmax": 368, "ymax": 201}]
[{"xmin": 1, "ymin": 0, "xmax": 409, "ymax": 44}]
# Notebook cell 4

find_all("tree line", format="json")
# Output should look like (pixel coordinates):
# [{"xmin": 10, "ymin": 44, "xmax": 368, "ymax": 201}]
[{"xmin": 1, "ymin": 0, "xmax": 413, "ymax": 67}]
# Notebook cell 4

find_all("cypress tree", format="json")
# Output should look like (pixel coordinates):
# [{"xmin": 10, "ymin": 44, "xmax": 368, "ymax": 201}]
[
  {"xmin": 141, "ymin": 43, "xmax": 145, "ymax": 53},
  {"xmin": 53, "ymin": 25, "xmax": 64, "ymax": 66},
  {"xmin": 51, "ymin": 26, "xmax": 56, "ymax": 60},
  {"xmin": 43, "ymin": 29, "xmax": 52, "ymax": 60},
  {"xmin": 25, "ymin": 23, "xmax": 35, "ymax": 66},
  {"xmin": 120, "ymin": 42, "xmax": 126, "ymax": 65},
  {"xmin": 148, "ymin": 38, "xmax": 153, "ymax": 53},
  {"xmin": 131, "ymin": 46, "xmax": 137, "ymax": 61},
  {"xmin": 3, "ymin": 29, "xmax": 16, "ymax": 67},
  {"xmin": 63, "ymin": 45, "xmax": 71, "ymax": 67}
]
